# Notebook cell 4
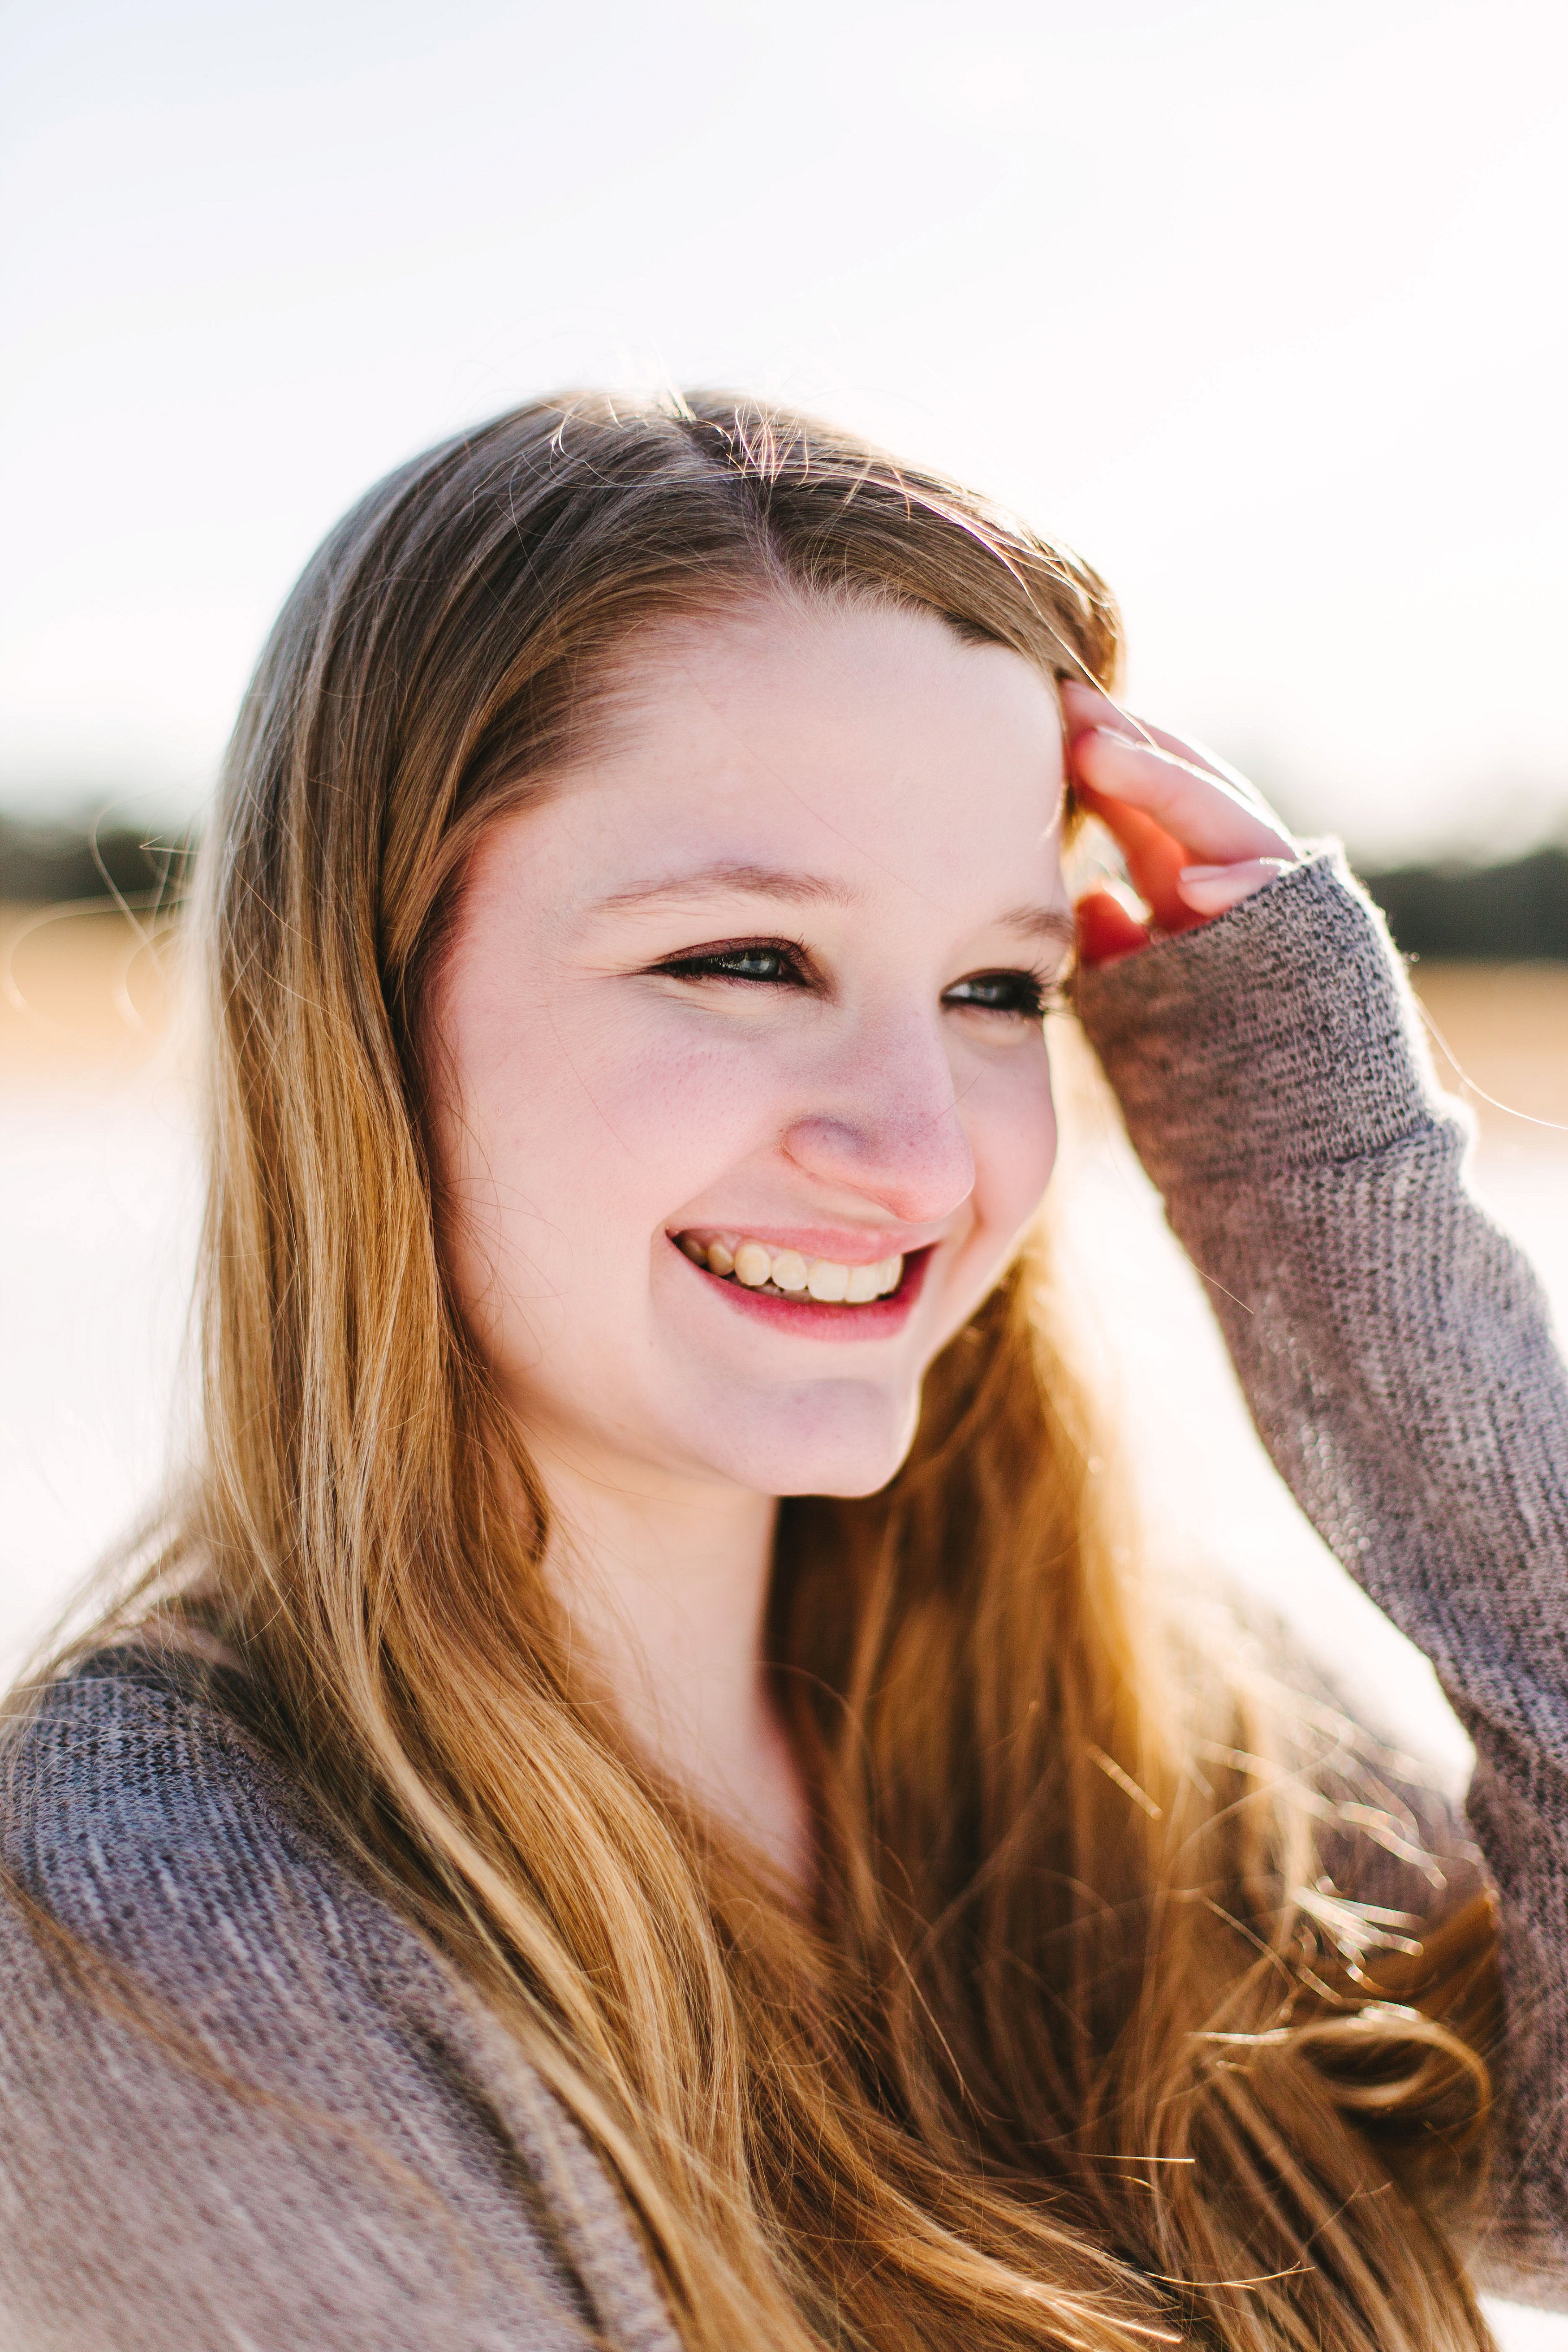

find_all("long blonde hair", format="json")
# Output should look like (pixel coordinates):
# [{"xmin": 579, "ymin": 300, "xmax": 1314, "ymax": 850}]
[{"xmin": 56, "ymin": 395, "xmax": 1500, "ymax": 2347}]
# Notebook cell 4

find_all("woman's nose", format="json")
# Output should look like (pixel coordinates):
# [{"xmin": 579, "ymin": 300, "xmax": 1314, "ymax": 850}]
[{"xmin": 780, "ymin": 1012, "xmax": 976, "ymax": 1227}]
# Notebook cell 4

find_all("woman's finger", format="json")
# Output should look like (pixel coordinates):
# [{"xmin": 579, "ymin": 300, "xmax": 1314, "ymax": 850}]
[
  {"xmin": 1073, "ymin": 782, "xmax": 1211, "ymax": 936},
  {"xmin": 1062, "ymin": 682, "xmax": 1293, "ymax": 830},
  {"xmin": 1074, "ymin": 887, "xmax": 1150, "ymax": 966},
  {"xmin": 1062, "ymin": 682, "xmax": 1226, "ymax": 778},
  {"xmin": 1061, "ymin": 681, "xmax": 1246, "ymax": 787},
  {"xmin": 1064, "ymin": 685, "xmax": 1300, "ymax": 952},
  {"xmin": 1062, "ymin": 679, "xmax": 1238, "ymax": 778},
  {"xmin": 1175, "ymin": 858, "xmax": 1295, "ymax": 917},
  {"xmin": 1070, "ymin": 725, "xmax": 1296, "ymax": 867}
]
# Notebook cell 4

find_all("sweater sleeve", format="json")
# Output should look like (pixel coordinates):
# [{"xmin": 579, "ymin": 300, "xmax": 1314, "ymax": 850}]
[
  {"xmin": 0, "ymin": 1667, "xmax": 678, "ymax": 2352},
  {"xmin": 1076, "ymin": 849, "xmax": 1568, "ymax": 2304}
]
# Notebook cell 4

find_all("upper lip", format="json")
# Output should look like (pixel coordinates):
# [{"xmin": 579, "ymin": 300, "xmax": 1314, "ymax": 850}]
[{"xmin": 668, "ymin": 1224, "xmax": 940, "ymax": 1265}]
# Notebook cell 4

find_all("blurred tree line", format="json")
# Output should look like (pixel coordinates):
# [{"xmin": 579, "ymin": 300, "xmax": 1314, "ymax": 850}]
[
  {"xmin": 1, "ymin": 812, "xmax": 1565, "ymax": 960},
  {"xmin": 0, "ymin": 817, "xmax": 194, "ymax": 913}
]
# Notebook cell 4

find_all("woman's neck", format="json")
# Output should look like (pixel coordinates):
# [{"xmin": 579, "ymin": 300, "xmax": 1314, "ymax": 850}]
[{"xmin": 532, "ymin": 1437, "xmax": 810, "ymax": 1880}]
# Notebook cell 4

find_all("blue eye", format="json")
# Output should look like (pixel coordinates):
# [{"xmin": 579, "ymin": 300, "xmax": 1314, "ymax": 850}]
[
  {"xmin": 943, "ymin": 971, "xmax": 1052, "ymax": 1018},
  {"xmin": 656, "ymin": 944, "xmax": 806, "ymax": 986}
]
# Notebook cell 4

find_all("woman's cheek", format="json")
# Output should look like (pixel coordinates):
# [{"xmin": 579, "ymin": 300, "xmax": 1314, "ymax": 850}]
[
  {"xmin": 980, "ymin": 1041, "xmax": 1058, "ymax": 1192},
  {"xmin": 559, "ymin": 1004, "xmax": 802, "ymax": 1180},
  {"xmin": 964, "ymin": 1064, "xmax": 1060, "ymax": 1269}
]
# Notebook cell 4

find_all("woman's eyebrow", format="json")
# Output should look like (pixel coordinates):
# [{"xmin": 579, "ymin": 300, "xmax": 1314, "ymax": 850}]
[
  {"xmin": 592, "ymin": 862, "xmax": 857, "ymax": 913},
  {"xmin": 996, "ymin": 905, "xmax": 1077, "ymax": 951},
  {"xmin": 591, "ymin": 866, "xmax": 1075, "ymax": 951}
]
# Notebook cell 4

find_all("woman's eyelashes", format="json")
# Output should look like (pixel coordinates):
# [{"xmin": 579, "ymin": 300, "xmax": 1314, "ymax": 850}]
[
  {"xmin": 942, "ymin": 969, "xmax": 1059, "ymax": 1020},
  {"xmin": 647, "ymin": 941, "xmax": 1063, "ymax": 1020},
  {"xmin": 650, "ymin": 940, "xmax": 813, "ymax": 988}
]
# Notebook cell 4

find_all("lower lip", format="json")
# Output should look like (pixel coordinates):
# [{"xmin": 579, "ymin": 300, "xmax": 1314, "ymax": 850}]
[{"xmin": 675, "ymin": 1243, "xmax": 933, "ymax": 1340}]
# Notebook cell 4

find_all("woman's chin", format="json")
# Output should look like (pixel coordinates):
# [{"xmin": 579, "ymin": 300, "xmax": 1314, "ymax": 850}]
[{"xmin": 684, "ymin": 1387, "xmax": 921, "ymax": 1502}]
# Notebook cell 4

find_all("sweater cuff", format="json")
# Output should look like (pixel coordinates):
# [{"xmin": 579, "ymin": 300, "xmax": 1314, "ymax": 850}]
[{"xmin": 1073, "ymin": 846, "xmax": 1459, "ymax": 1192}]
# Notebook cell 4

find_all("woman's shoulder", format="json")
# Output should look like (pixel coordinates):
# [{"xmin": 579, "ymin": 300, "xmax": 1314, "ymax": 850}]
[
  {"xmin": 0, "ymin": 1634, "xmax": 496, "ymax": 2136},
  {"xmin": 0, "ymin": 1647, "xmax": 612, "ymax": 2350},
  {"xmin": 3, "ymin": 1641, "xmax": 370, "ymax": 1964}
]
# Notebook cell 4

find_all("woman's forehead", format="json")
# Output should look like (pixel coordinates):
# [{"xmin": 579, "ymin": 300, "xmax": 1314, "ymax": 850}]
[
  {"xmin": 604, "ymin": 593, "xmax": 1065, "ymax": 755},
  {"xmin": 516, "ymin": 598, "xmax": 1069, "ymax": 905}
]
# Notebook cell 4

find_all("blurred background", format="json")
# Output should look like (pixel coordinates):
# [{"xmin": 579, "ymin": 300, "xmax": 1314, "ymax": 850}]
[{"xmin": 2, "ymin": 5, "xmax": 1566, "ymax": 2331}]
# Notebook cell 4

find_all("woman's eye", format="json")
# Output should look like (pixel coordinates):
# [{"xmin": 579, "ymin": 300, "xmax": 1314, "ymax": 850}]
[
  {"xmin": 655, "ymin": 944, "xmax": 807, "ymax": 986},
  {"xmin": 943, "ymin": 969, "xmax": 1054, "ymax": 1018}
]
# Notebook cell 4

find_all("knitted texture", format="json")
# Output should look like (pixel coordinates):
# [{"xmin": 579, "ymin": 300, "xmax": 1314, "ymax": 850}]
[
  {"xmin": 0, "ymin": 1655, "xmax": 680, "ymax": 2352},
  {"xmin": 2, "ymin": 852, "xmax": 1564, "ymax": 2339}
]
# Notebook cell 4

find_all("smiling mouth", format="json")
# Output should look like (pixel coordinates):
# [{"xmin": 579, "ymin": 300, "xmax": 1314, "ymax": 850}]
[{"xmin": 673, "ymin": 1231, "xmax": 906, "ymax": 1305}]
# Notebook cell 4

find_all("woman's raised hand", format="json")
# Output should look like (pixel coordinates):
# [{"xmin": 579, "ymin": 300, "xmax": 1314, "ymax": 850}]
[{"xmin": 1063, "ymin": 680, "xmax": 1300, "ymax": 966}]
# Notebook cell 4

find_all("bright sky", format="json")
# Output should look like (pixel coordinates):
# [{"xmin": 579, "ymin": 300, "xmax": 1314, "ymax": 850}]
[{"xmin": 1, "ymin": 0, "xmax": 1565, "ymax": 861}]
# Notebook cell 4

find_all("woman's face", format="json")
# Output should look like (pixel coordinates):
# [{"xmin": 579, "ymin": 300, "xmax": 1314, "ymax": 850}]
[{"xmin": 430, "ymin": 596, "xmax": 1071, "ymax": 1504}]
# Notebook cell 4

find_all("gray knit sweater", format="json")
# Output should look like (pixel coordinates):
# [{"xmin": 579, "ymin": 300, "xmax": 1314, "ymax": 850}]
[{"xmin": 3, "ymin": 853, "xmax": 1565, "ymax": 2346}]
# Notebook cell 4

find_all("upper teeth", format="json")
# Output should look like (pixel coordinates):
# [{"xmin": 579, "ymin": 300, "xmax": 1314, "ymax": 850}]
[{"xmin": 676, "ymin": 1232, "xmax": 905, "ymax": 1303}]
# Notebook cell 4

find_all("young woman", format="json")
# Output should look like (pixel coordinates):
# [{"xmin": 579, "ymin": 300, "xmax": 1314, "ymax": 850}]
[{"xmin": 2, "ymin": 393, "xmax": 1564, "ymax": 2352}]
